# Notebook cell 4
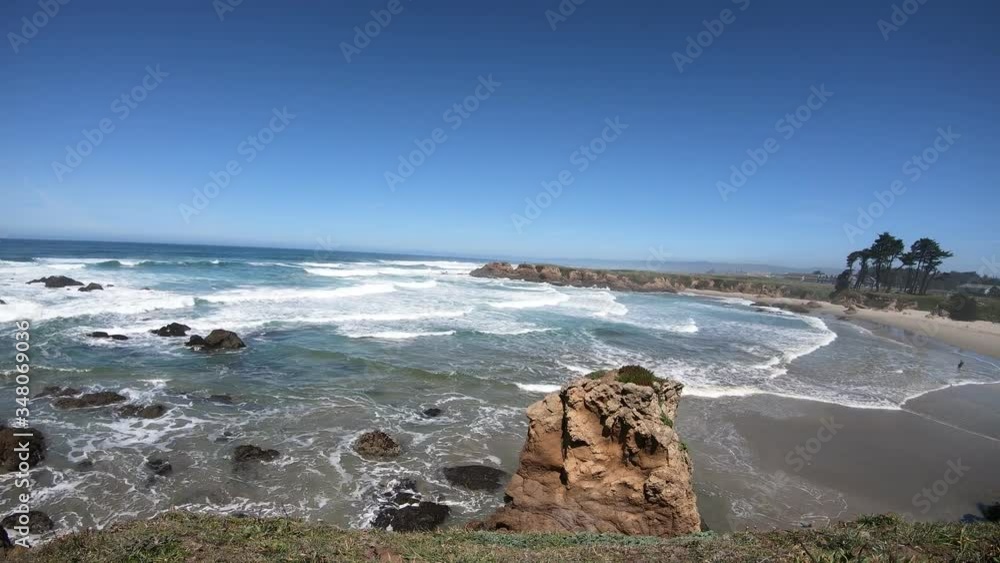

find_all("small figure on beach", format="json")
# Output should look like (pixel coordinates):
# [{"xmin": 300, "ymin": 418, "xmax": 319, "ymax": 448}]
[{"xmin": 957, "ymin": 360, "xmax": 964, "ymax": 370}]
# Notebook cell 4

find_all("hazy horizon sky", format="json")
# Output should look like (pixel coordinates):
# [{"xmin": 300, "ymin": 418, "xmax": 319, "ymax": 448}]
[{"xmin": 2, "ymin": 0, "xmax": 997, "ymax": 271}]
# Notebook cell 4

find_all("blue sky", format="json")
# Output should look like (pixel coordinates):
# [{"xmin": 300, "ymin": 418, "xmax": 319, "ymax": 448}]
[{"xmin": 1, "ymin": 0, "xmax": 997, "ymax": 270}]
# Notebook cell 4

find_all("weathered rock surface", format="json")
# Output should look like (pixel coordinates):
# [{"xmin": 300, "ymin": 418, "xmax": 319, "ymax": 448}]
[
  {"xmin": 1, "ymin": 511, "xmax": 54, "ymax": 534},
  {"xmin": 202, "ymin": 329, "xmax": 246, "ymax": 349},
  {"xmin": 470, "ymin": 262, "xmax": 679, "ymax": 293},
  {"xmin": 27, "ymin": 276, "xmax": 83, "ymax": 288},
  {"xmin": 472, "ymin": 369, "xmax": 700, "ymax": 536},
  {"xmin": 232, "ymin": 445, "xmax": 280, "ymax": 463},
  {"xmin": 371, "ymin": 478, "xmax": 450, "ymax": 532},
  {"xmin": 53, "ymin": 391, "xmax": 127, "ymax": 409},
  {"xmin": 353, "ymin": 430, "xmax": 401, "ymax": 458},
  {"xmin": 116, "ymin": 404, "xmax": 167, "ymax": 419},
  {"xmin": 151, "ymin": 323, "xmax": 190, "ymax": 337},
  {"xmin": 443, "ymin": 465, "xmax": 507, "ymax": 491},
  {"xmin": 0, "ymin": 427, "xmax": 46, "ymax": 473},
  {"xmin": 78, "ymin": 283, "xmax": 104, "ymax": 292}
]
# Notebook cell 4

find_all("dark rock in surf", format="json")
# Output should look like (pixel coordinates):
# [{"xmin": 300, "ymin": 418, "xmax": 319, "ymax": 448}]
[
  {"xmin": 372, "ymin": 478, "xmax": 450, "ymax": 532},
  {"xmin": 78, "ymin": 282, "xmax": 104, "ymax": 292},
  {"xmin": 184, "ymin": 335, "xmax": 207, "ymax": 347},
  {"xmin": 202, "ymin": 329, "xmax": 246, "ymax": 349},
  {"xmin": 1, "ymin": 525, "xmax": 11, "ymax": 549},
  {"xmin": 89, "ymin": 331, "xmax": 129, "ymax": 340},
  {"xmin": 442, "ymin": 465, "xmax": 507, "ymax": 492},
  {"xmin": 208, "ymin": 394, "xmax": 234, "ymax": 404},
  {"xmin": 353, "ymin": 430, "xmax": 401, "ymax": 458},
  {"xmin": 35, "ymin": 386, "xmax": 80, "ymax": 398},
  {"xmin": 150, "ymin": 323, "xmax": 190, "ymax": 337},
  {"xmin": 27, "ymin": 276, "xmax": 83, "ymax": 288},
  {"xmin": 0, "ymin": 299, "xmax": 6, "ymax": 305},
  {"xmin": 116, "ymin": 404, "xmax": 167, "ymax": 419},
  {"xmin": 75, "ymin": 460, "xmax": 95, "ymax": 471},
  {"xmin": 0, "ymin": 427, "xmax": 45, "ymax": 473},
  {"xmin": 422, "ymin": 407, "xmax": 443, "ymax": 418},
  {"xmin": 1, "ymin": 511, "xmax": 54, "ymax": 534},
  {"xmin": 145, "ymin": 456, "xmax": 173, "ymax": 476},
  {"xmin": 232, "ymin": 445, "xmax": 280, "ymax": 463},
  {"xmin": 53, "ymin": 391, "xmax": 127, "ymax": 409}
]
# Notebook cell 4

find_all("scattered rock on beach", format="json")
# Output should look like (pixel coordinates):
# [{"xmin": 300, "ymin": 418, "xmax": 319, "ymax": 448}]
[
  {"xmin": 372, "ymin": 478, "xmax": 450, "ymax": 532},
  {"xmin": 27, "ymin": 275, "xmax": 83, "ymax": 288},
  {"xmin": 232, "ymin": 445, "xmax": 280, "ymax": 463},
  {"xmin": 150, "ymin": 323, "xmax": 190, "ymax": 337},
  {"xmin": 442, "ymin": 465, "xmax": 507, "ymax": 491},
  {"xmin": 0, "ymin": 427, "xmax": 46, "ymax": 473},
  {"xmin": 145, "ymin": 456, "xmax": 173, "ymax": 476},
  {"xmin": 1, "ymin": 511, "xmax": 54, "ymax": 534},
  {"xmin": 353, "ymin": 431, "xmax": 402, "ymax": 458},
  {"xmin": 53, "ymin": 391, "xmax": 127, "ymax": 409},
  {"xmin": 116, "ymin": 404, "xmax": 167, "ymax": 419},
  {"xmin": 421, "ymin": 407, "xmax": 443, "ymax": 418},
  {"xmin": 78, "ymin": 282, "xmax": 104, "ymax": 292}
]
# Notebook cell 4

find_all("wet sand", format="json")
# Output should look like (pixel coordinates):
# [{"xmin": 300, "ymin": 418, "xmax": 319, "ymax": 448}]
[
  {"xmin": 679, "ymin": 385, "xmax": 1000, "ymax": 532},
  {"xmin": 687, "ymin": 289, "xmax": 1000, "ymax": 360}
]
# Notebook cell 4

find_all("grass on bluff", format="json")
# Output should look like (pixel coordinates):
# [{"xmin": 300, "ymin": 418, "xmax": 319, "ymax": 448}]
[
  {"xmin": 6, "ymin": 512, "xmax": 999, "ymax": 562},
  {"xmin": 616, "ymin": 365, "xmax": 658, "ymax": 387}
]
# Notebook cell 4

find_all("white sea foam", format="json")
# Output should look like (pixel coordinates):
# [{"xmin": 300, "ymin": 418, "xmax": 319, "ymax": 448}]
[
  {"xmin": 515, "ymin": 383, "xmax": 562, "ymax": 393},
  {"xmin": 344, "ymin": 330, "xmax": 456, "ymax": 340},
  {"xmin": 204, "ymin": 283, "xmax": 396, "ymax": 303},
  {"xmin": 304, "ymin": 267, "xmax": 380, "ymax": 277},
  {"xmin": 488, "ymin": 291, "xmax": 569, "ymax": 310}
]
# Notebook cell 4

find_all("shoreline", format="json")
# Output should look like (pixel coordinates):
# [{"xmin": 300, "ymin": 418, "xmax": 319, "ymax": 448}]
[{"xmin": 685, "ymin": 288, "xmax": 1000, "ymax": 361}]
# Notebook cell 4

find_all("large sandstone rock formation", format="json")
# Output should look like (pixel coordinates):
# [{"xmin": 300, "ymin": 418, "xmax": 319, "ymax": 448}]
[{"xmin": 473, "ymin": 369, "xmax": 700, "ymax": 536}]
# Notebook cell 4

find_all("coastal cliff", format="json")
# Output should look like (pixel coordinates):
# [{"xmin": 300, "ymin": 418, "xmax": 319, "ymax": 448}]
[
  {"xmin": 470, "ymin": 262, "xmax": 799, "ymax": 297},
  {"xmin": 472, "ymin": 367, "xmax": 701, "ymax": 536}
]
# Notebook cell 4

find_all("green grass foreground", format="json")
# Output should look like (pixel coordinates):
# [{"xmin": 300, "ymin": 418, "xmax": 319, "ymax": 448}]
[{"xmin": 5, "ymin": 513, "xmax": 999, "ymax": 562}]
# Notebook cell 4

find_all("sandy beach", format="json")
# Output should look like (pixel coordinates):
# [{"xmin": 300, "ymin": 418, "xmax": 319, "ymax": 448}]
[
  {"xmin": 679, "ymin": 384, "xmax": 1000, "ymax": 531},
  {"xmin": 686, "ymin": 289, "xmax": 1000, "ymax": 361}
]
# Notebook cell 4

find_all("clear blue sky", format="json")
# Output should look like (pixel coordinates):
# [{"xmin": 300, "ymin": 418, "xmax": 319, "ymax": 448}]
[{"xmin": 2, "ymin": 0, "xmax": 997, "ymax": 270}]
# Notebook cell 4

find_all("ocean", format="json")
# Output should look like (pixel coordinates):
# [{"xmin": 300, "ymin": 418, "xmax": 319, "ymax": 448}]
[{"xmin": 2, "ymin": 239, "xmax": 998, "ymax": 535}]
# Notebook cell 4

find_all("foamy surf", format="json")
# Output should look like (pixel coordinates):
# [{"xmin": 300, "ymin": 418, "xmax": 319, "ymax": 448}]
[{"xmin": 515, "ymin": 383, "xmax": 562, "ymax": 393}]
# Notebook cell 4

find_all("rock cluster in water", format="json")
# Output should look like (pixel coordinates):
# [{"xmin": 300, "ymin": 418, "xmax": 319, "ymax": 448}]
[
  {"xmin": 472, "ymin": 369, "xmax": 701, "ymax": 536},
  {"xmin": 27, "ymin": 276, "xmax": 84, "ymax": 288},
  {"xmin": 371, "ymin": 478, "xmax": 450, "ymax": 532}
]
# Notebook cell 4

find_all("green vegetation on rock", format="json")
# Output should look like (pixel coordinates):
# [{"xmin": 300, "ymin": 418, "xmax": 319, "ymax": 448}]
[{"xmin": 616, "ymin": 365, "xmax": 657, "ymax": 387}]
